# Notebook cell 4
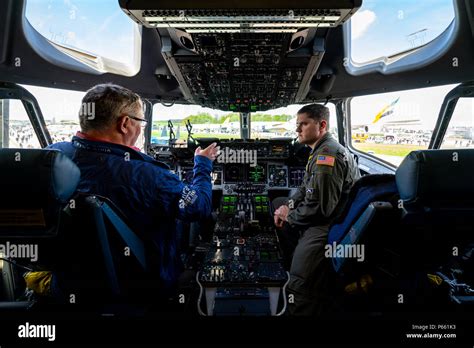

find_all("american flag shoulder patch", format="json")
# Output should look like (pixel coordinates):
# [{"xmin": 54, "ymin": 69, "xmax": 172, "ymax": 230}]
[{"xmin": 316, "ymin": 154, "xmax": 335, "ymax": 167}]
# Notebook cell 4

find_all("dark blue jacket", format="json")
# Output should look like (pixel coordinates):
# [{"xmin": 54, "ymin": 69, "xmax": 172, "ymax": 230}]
[{"xmin": 47, "ymin": 136, "xmax": 213, "ymax": 290}]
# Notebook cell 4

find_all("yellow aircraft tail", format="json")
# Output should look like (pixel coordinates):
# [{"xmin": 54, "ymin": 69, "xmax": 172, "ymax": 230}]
[{"xmin": 372, "ymin": 97, "xmax": 400, "ymax": 124}]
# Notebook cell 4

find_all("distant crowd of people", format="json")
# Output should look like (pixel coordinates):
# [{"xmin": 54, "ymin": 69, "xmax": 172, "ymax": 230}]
[
  {"xmin": 8, "ymin": 125, "xmax": 38, "ymax": 148},
  {"xmin": 8, "ymin": 124, "xmax": 76, "ymax": 148}
]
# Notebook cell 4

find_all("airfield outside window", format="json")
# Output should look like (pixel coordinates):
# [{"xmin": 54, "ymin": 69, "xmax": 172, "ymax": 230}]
[
  {"xmin": 152, "ymin": 104, "xmax": 239, "ymax": 144},
  {"xmin": 17, "ymin": 84, "xmax": 148, "ymax": 151},
  {"xmin": 350, "ymin": 84, "xmax": 456, "ymax": 166},
  {"xmin": 152, "ymin": 103, "xmax": 338, "ymax": 143},
  {"xmin": 250, "ymin": 103, "xmax": 338, "ymax": 141},
  {"xmin": 440, "ymin": 98, "xmax": 474, "ymax": 149},
  {"xmin": 0, "ymin": 99, "xmax": 41, "ymax": 149},
  {"xmin": 20, "ymin": 85, "xmax": 83, "ymax": 145}
]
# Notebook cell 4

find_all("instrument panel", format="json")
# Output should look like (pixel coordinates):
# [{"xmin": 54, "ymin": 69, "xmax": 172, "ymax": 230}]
[
  {"xmin": 146, "ymin": 138, "xmax": 311, "ymax": 315},
  {"xmin": 149, "ymin": 138, "xmax": 310, "ymax": 194}
]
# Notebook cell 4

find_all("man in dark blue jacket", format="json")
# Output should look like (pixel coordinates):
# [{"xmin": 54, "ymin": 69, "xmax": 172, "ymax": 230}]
[{"xmin": 48, "ymin": 83, "xmax": 218, "ymax": 293}]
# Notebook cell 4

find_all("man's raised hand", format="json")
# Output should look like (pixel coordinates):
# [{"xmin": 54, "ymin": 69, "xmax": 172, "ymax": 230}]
[{"xmin": 195, "ymin": 142, "xmax": 219, "ymax": 162}]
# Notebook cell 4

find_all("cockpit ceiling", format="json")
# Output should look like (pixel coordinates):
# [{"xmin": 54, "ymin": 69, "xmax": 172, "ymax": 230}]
[
  {"xmin": 119, "ymin": 0, "xmax": 361, "ymax": 111},
  {"xmin": 2, "ymin": 1, "xmax": 474, "ymax": 106}
]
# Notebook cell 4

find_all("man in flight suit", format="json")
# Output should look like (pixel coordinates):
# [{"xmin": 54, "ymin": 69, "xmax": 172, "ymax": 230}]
[
  {"xmin": 274, "ymin": 104, "xmax": 360, "ymax": 315},
  {"xmin": 48, "ymin": 83, "xmax": 218, "ymax": 296}
]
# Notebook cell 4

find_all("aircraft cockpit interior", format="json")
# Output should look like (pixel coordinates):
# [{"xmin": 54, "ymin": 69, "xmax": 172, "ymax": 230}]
[{"xmin": 0, "ymin": 0, "xmax": 474, "ymax": 344}]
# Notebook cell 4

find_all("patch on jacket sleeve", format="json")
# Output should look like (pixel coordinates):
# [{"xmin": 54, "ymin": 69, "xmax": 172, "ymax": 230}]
[
  {"xmin": 316, "ymin": 154, "xmax": 335, "ymax": 167},
  {"xmin": 179, "ymin": 187, "xmax": 197, "ymax": 208}
]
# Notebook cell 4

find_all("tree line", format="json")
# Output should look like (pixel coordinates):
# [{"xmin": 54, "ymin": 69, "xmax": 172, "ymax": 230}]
[{"xmin": 154, "ymin": 112, "xmax": 293, "ymax": 125}]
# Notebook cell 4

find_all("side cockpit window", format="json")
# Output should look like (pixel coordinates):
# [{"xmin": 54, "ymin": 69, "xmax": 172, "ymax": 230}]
[
  {"xmin": 21, "ymin": 84, "xmax": 82, "ymax": 145},
  {"xmin": 350, "ymin": 84, "xmax": 456, "ymax": 166},
  {"xmin": 440, "ymin": 98, "xmax": 474, "ymax": 149},
  {"xmin": 0, "ymin": 99, "xmax": 41, "ymax": 149}
]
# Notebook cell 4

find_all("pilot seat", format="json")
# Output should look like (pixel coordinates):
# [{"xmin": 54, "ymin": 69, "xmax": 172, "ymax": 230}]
[{"xmin": 0, "ymin": 149, "xmax": 167, "ymax": 315}]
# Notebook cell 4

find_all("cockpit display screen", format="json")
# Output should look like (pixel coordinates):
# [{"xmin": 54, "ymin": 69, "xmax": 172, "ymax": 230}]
[
  {"xmin": 224, "ymin": 164, "xmax": 245, "ymax": 183},
  {"xmin": 247, "ymin": 165, "xmax": 266, "ymax": 183}
]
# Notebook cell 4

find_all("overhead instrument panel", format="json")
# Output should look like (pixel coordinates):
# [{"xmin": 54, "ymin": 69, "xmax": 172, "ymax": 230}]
[
  {"xmin": 119, "ymin": 0, "xmax": 362, "ymax": 31},
  {"xmin": 119, "ymin": 0, "xmax": 362, "ymax": 111}
]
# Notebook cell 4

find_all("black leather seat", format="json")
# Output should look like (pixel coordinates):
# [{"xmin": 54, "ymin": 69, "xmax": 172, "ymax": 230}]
[
  {"xmin": 391, "ymin": 149, "xmax": 474, "ymax": 309},
  {"xmin": 326, "ymin": 149, "xmax": 474, "ymax": 313},
  {"xmin": 0, "ymin": 148, "xmax": 79, "ymax": 305},
  {"xmin": 396, "ymin": 149, "xmax": 474, "ymax": 268},
  {"xmin": 0, "ymin": 148, "xmax": 80, "ymax": 239},
  {"xmin": 0, "ymin": 149, "xmax": 153, "ymax": 313}
]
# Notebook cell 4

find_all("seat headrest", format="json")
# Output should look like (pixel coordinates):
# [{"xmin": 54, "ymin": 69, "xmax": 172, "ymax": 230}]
[
  {"xmin": 0, "ymin": 149, "xmax": 80, "ymax": 237},
  {"xmin": 0, "ymin": 149, "xmax": 80, "ymax": 204},
  {"xmin": 396, "ymin": 149, "xmax": 474, "ymax": 206}
]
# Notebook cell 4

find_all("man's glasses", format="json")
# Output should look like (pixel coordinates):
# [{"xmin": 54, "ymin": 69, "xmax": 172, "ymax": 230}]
[{"xmin": 124, "ymin": 114, "xmax": 148, "ymax": 126}]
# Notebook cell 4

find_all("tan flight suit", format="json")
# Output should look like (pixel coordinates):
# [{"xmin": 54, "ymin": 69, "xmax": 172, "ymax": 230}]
[{"xmin": 285, "ymin": 132, "xmax": 360, "ymax": 315}]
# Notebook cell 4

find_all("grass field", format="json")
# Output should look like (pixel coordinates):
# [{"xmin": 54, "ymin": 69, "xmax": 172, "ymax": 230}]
[{"xmin": 353, "ymin": 143, "xmax": 425, "ymax": 157}]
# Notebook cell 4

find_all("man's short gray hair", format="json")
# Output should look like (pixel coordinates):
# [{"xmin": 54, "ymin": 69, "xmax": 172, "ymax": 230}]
[{"xmin": 79, "ymin": 83, "xmax": 141, "ymax": 132}]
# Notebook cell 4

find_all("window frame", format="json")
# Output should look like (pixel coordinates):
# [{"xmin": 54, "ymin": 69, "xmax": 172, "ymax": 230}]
[
  {"xmin": 23, "ymin": 2, "xmax": 142, "ymax": 77},
  {"xmin": 345, "ymin": 82, "xmax": 468, "ymax": 169},
  {"xmin": 0, "ymin": 82, "xmax": 51, "ymax": 148},
  {"xmin": 343, "ymin": 0, "xmax": 459, "ymax": 76},
  {"xmin": 430, "ymin": 81, "xmax": 473, "ymax": 149}
]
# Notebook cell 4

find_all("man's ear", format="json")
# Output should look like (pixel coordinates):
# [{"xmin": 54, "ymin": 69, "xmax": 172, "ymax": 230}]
[
  {"xmin": 320, "ymin": 119, "xmax": 328, "ymax": 131},
  {"xmin": 117, "ymin": 115, "xmax": 129, "ymax": 134}
]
